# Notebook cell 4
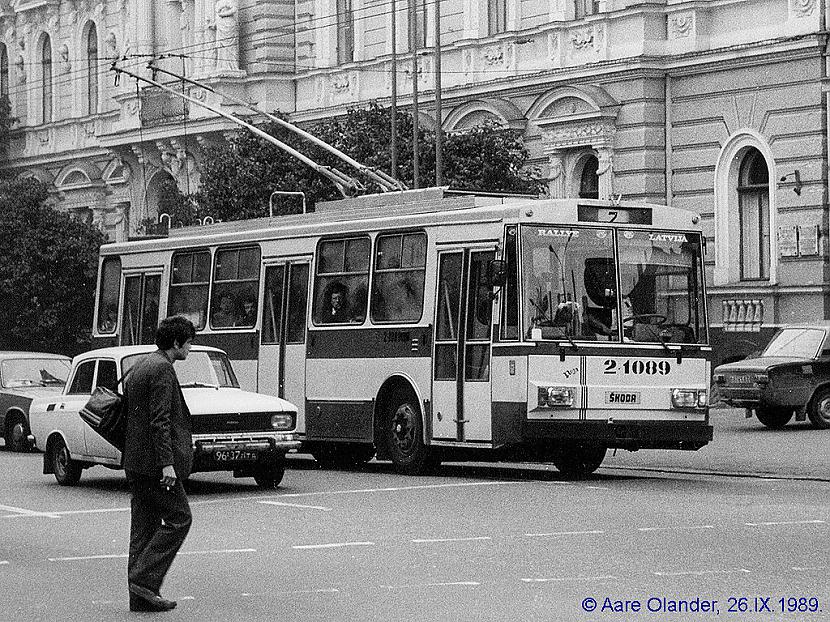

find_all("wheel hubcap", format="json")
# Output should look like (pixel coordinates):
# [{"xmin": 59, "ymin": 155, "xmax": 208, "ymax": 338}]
[
  {"xmin": 11, "ymin": 423, "xmax": 26, "ymax": 447},
  {"xmin": 392, "ymin": 404, "xmax": 416, "ymax": 452},
  {"xmin": 819, "ymin": 398, "xmax": 830, "ymax": 421}
]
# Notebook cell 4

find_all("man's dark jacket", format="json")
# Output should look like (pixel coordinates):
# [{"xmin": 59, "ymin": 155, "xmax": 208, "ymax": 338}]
[{"xmin": 122, "ymin": 350, "xmax": 193, "ymax": 479}]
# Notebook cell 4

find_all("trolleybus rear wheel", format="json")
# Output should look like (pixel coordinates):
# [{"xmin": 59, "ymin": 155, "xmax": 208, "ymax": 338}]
[
  {"xmin": 551, "ymin": 445, "xmax": 606, "ymax": 479},
  {"xmin": 755, "ymin": 406, "xmax": 793, "ymax": 429},
  {"xmin": 386, "ymin": 394, "xmax": 433, "ymax": 475}
]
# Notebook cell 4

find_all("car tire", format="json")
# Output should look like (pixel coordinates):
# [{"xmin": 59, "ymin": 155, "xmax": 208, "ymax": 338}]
[
  {"xmin": 551, "ymin": 445, "xmax": 607, "ymax": 479},
  {"xmin": 253, "ymin": 458, "xmax": 286, "ymax": 489},
  {"xmin": 5, "ymin": 415, "xmax": 32, "ymax": 453},
  {"xmin": 755, "ymin": 407, "xmax": 793, "ymax": 429},
  {"xmin": 808, "ymin": 388, "xmax": 830, "ymax": 429},
  {"xmin": 51, "ymin": 439, "xmax": 82, "ymax": 486},
  {"xmin": 385, "ymin": 393, "xmax": 435, "ymax": 475}
]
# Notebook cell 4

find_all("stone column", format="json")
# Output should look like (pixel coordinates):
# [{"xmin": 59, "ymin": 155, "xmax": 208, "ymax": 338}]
[
  {"xmin": 546, "ymin": 150, "xmax": 566, "ymax": 199},
  {"xmin": 596, "ymin": 146, "xmax": 614, "ymax": 200}
]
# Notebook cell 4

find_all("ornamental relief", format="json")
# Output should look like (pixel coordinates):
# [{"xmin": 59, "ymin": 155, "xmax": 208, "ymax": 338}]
[
  {"xmin": 482, "ymin": 45, "xmax": 504, "ymax": 66},
  {"xmin": 790, "ymin": 0, "xmax": 817, "ymax": 18},
  {"xmin": 668, "ymin": 12, "xmax": 694, "ymax": 39},
  {"xmin": 540, "ymin": 121, "xmax": 616, "ymax": 150}
]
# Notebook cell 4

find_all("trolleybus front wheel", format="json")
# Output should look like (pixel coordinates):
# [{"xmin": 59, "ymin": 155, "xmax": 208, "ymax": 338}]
[
  {"xmin": 386, "ymin": 395, "xmax": 435, "ymax": 475},
  {"xmin": 551, "ymin": 445, "xmax": 606, "ymax": 479}
]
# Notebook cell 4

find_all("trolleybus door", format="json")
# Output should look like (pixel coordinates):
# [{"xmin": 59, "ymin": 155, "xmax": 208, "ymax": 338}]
[
  {"xmin": 121, "ymin": 271, "xmax": 161, "ymax": 346},
  {"xmin": 432, "ymin": 249, "xmax": 495, "ymax": 442},
  {"xmin": 259, "ymin": 261, "xmax": 310, "ymax": 436}
]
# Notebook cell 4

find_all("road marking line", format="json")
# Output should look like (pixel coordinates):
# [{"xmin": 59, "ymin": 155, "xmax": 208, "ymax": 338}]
[
  {"xmin": 381, "ymin": 581, "xmax": 480, "ymax": 589},
  {"xmin": 525, "ymin": 530, "xmax": 605, "ymax": 537},
  {"xmin": 259, "ymin": 501, "xmax": 332, "ymax": 511},
  {"xmin": 638, "ymin": 525, "xmax": 715, "ymax": 532},
  {"xmin": 277, "ymin": 588, "xmax": 341, "ymax": 595},
  {"xmin": 521, "ymin": 575, "xmax": 617, "ymax": 583},
  {"xmin": 792, "ymin": 565, "xmax": 826, "ymax": 571},
  {"xmin": 411, "ymin": 536, "xmax": 491, "ymax": 544},
  {"xmin": 0, "ymin": 560, "xmax": 8, "ymax": 565},
  {"xmin": 275, "ymin": 481, "xmax": 517, "ymax": 499},
  {"xmin": 293, "ymin": 541, "xmax": 375, "ymax": 550},
  {"xmin": 654, "ymin": 568, "xmax": 751, "ymax": 577},
  {"xmin": 0, "ymin": 504, "xmax": 61, "ymax": 519},
  {"xmin": 49, "ymin": 548, "xmax": 255, "ymax": 562},
  {"xmin": 745, "ymin": 519, "xmax": 825, "ymax": 527}
]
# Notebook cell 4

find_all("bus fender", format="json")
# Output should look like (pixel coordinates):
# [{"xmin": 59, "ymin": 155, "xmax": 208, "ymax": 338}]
[{"xmin": 373, "ymin": 374, "xmax": 424, "ymax": 460}]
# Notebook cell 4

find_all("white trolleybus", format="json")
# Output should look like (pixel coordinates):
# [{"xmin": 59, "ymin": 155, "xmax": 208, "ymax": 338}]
[{"xmin": 92, "ymin": 187, "xmax": 712, "ymax": 477}]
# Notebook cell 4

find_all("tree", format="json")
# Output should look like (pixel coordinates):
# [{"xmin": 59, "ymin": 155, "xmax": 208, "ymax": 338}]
[
  {"xmin": 190, "ymin": 103, "xmax": 544, "ymax": 219},
  {"xmin": 0, "ymin": 178, "xmax": 105, "ymax": 355}
]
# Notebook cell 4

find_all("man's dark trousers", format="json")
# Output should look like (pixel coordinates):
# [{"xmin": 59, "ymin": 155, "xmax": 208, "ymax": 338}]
[{"xmin": 127, "ymin": 472, "xmax": 192, "ymax": 593}]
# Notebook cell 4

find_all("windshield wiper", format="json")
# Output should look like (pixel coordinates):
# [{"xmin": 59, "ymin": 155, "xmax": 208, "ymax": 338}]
[{"xmin": 180, "ymin": 381, "xmax": 219, "ymax": 389}]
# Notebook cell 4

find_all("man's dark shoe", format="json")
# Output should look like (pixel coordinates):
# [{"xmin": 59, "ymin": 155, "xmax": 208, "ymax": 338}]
[{"xmin": 129, "ymin": 583, "xmax": 177, "ymax": 612}]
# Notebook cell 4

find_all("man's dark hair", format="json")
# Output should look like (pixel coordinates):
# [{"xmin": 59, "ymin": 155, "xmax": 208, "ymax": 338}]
[{"xmin": 156, "ymin": 316, "xmax": 196, "ymax": 349}]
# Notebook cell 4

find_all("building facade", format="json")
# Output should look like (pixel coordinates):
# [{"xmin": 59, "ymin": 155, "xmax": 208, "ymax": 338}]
[{"xmin": 0, "ymin": 0, "xmax": 828, "ymax": 361}]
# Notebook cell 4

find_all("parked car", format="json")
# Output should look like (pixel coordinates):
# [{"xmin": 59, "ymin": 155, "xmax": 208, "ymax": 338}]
[
  {"xmin": 713, "ymin": 323, "xmax": 830, "ymax": 429},
  {"xmin": 28, "ymin": 345, "xmax": 300, "ymax": 488},
  {"xmin": 0, "ymin": 352, "xmax": 72, "ymax": 452}
]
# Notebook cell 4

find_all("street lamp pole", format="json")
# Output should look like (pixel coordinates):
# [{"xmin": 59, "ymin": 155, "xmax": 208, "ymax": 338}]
[
  {"xmin": 434, "ymin": 0, "xmax": 443, "ymax": 186},
  {"xmin": 390, "ymin": 0, "xmax": 398, "ymax": 180},
  {"xmin": 410, "ymin": 0, "xmax": 420, "ymax": 189}
]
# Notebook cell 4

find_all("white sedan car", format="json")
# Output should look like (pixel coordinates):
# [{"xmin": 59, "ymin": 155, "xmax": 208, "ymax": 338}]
[{"xmin": 29, "ymin": 345, "xmax": 300, "ymax": 488}]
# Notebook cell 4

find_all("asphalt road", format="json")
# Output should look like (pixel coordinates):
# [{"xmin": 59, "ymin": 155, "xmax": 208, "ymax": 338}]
[{"xmin": 1, "ymin": 411, "xmax": 828, "ymax": 622}]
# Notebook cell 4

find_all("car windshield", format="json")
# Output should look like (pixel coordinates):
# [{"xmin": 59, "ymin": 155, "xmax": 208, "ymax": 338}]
[
  {"xmin": 762, "ymin": 328, "xmax": 826, "ymax": 358},
  {"xmin": 121, "ymin": 351, "xmax": 239, "ymax": 388},
  {"xmin": 1, "ymin": 358, "xmax": 71, "ymax": 388}
]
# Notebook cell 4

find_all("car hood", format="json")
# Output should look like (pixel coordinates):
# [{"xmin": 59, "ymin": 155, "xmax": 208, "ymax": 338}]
[
  {"xmin": 181, "ymin": 387, "xmax": 297, "ymax": 415},
  {"xmin": 715, "ymin": 356, "xmax": 813, "ymax": 374},
  {"xmin": 2, "ymin": 386, "xmax": 65, "ymax": 400}
]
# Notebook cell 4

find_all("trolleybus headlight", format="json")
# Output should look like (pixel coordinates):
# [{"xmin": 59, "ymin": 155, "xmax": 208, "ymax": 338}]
[
  {"xmin": 671, "ymin": 388, "xmax": 705, "ymax": 409},
  {"xmin": 271, "ymin": 413, "xmax": 294, "ymax": 430},
  {"xmin": 537, "ymin": 386, "xmax": 575, "ymax": 408}
]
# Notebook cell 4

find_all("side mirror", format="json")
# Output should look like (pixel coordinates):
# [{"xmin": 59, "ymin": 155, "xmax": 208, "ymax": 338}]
[{"xmin": 487, "ymin": 259, "xmax": 507, "ymax": 288}]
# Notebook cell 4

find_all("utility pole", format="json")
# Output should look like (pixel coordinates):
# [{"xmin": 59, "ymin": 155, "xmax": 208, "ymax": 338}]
[
  {"xmin": 410, "ymin": 0, "xmax": 420, "ymax": 189},
  {"xmin": 391, "ymin": 0, "xmax": 398, "ymax": 180},
  {"xmin": 434, "ymin": 0, "xmax": 443, "ymax": 186}
]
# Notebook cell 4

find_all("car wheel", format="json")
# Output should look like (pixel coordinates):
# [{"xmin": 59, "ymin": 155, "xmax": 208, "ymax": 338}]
[
  {"xmin": 386, "ymin": 394, "xmax": 436, "ymax": 475},
  {"xmin": 755, "ymin": 407, "xmax": 793, "ymax": 429},
  {"xmin": 808, "ymin": 388, "xmax": 830, "ymax": 429},
  {"xmin": 551, "ymin": 445, "xmax": 607, "ymax": 479},
  {"xmin": 253, "ymin": 458, "xmax": 286, "ymax": 489},
  {"xmin": 51, "ymin": 439, "xmax": 82, "ymax": 486},
  {"xmin": 5, "ymin": 415, "xmax": 32, "ymax": 453}
]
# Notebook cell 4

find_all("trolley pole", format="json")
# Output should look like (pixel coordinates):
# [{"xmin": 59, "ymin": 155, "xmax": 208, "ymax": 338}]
[
  {"xmin": 410, "ymin": 0, "xmax": 420, "ymax": 189},
  {"xmin": 391, "ymin": 0, "xmax": 398, "ymax": 180}
]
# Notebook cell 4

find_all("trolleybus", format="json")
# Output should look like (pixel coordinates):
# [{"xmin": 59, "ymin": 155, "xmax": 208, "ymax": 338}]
[{"xmin": 92, "ymin": 187, "xmax": 712, "ymax": 476}]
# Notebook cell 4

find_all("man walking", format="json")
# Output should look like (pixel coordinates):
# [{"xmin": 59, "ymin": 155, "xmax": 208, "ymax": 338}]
[{"xmin": 123, "ymin": 316, "xmax": 196, "ymax": 612}]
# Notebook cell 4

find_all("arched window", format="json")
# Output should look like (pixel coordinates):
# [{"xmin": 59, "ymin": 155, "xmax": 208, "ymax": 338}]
[
  {"xmin": 579, "ymin": 155, "xmax": 599, "ymax": 199},
  {"xmin": 41, "ymin": 35, "xmax": 52, "ymax": 124},
  {"xmin": 87, "ymin": 24, "xmax": 98, "ymax": 115},
  {"xmin": 0, "ymin": 44, "xmax": 8, "ymax": 98},
  {"xmin": 738, "ymin": 148, "xmax": 770, "ymax": 280}
]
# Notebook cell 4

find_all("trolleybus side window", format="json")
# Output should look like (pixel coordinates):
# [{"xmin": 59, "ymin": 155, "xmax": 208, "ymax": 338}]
[
  {"xmin": 96, "ymin": 257, "xmax": 121, "ymax": 334},
  {"xmin": 313, "ymin": 236, "xmax": 370, "ymax": 325},
  {"xmin": 371, "ymin": 231, "xmax": 427, "ymax": 323},
  {"xmin": 617, "ymin": 230, "xmax": 706, "ymax": 344},
  {"xmin": 168, "ymin": 250, "xmax": 210, "ymax": 330},
  {"xmin": 263, "ymin": 263, "xmax": 310, "ymax": 344},
  {"xmin": 122, "ymin": 273, "xmax": 160, "ymax": 346},
  {"xmin": 522, "ymin": 226, "xmax": 618, "ymax": 341},
  {"xmin": 500, "ymin": 226, "xmax": 520, "ymax": 341},
  {"xmin": 210, "ymin": 246, "xmax": 261, "ymax": 329},
  {"xmin": 286, "ymin": 264, "xmax": 309, "ymax": 343},
  {"xmin": 435, "ymin": 253, "xmax": 463, "ymax": 380}
]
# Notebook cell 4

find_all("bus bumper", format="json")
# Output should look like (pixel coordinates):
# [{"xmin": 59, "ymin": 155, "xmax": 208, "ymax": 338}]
[{"xmin": 523, "ymin": 420, "xmax": 713, "ymax": 451}]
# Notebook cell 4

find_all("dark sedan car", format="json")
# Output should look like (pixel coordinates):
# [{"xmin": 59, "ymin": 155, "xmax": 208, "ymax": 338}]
[
  {"xmin": 713, "ymin": 323, "xmax": 830, "ymax": 429},
  {"xmin": 0, "ymin": 352, "xmax": 72, "ymax": 451}
]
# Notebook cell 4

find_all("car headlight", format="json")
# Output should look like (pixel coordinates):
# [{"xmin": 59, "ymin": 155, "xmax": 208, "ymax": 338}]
[
  {"xmin": 271, "ymin": 413, "xmax": 294, "ymax": 430},
  {"xmin": 671, "ymin": 388, "xmax": 707, "ymax": 409},
  {"xmin": 537, "ymin": 386, "xmax": 575, "ymax": 408}
]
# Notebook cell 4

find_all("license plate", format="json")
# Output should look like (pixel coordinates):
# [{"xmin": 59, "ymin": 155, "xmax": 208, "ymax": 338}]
[{"xmin": 214, "ymin": 449, "xmax": 258, "ymax": 462}]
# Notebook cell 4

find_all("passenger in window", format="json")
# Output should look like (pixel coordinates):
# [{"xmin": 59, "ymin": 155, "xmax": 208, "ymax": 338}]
[
  {"xmin": 240, "ymin": 296, "xmax": 257, "ymax": 326},
  {"xmin": 100, "ymin": 304, "xmax": 118, "ymax": 333},
  {"xmin": 213, "ymin": 293, "xmax": 240, "ymax": 327},
  {"xmin": 321, "ymin": 283, "xmax": 350, "ymax": 324}
]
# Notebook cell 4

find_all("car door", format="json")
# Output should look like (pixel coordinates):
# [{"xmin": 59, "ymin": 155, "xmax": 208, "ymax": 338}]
[
  {"xmin": 59, "ymin": 360, "xmax": 98, "ymax": 459},
  {"xmin": 82, "ymin": 359, "xmax": 121, "ymax": 462}
]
